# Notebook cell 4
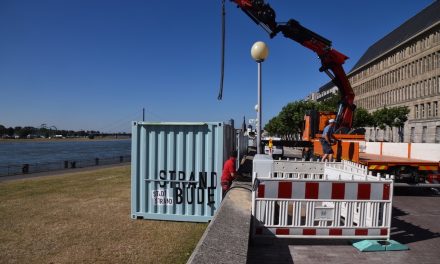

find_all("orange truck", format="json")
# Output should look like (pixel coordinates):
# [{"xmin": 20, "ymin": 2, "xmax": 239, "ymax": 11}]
[
  {"xmin": 302, "ymin": 110, "xmax": 440, "ymax": 187},
  {"xmin": 303, "ymin": 111, "xmax": 364, "ymax": 163},
  {"xmin": 358, "ymin": 142, "xmax": 440, "ymax": 187},
  {"xmin": 229, "ymin": 0, "xmax": 440, "ymax": 187}
]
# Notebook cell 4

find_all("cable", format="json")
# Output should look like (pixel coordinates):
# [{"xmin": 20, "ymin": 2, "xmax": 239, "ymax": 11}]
[
  {"xmin": 217, "ymin": 0, "xmax": 226, "ymax": 100},
  {"xmin": 98, "ymin": 112, "xmax": 139, "ymax": 133},
  {"xmin": 145, "ymin": 108, "xmax": 165, "ymax": 121}
]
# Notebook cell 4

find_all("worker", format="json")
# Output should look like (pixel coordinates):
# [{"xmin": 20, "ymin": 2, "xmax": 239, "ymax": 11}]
[
  {"xmin": 221, "ymin": 150, "xmax": 238, "ymax": 196},
  {"xmin": 268, "ymin": 138, "xmax": 273, "ymax": 155},
  {"xmin": 320, "ymin": 119, "xmax": 338, "ymax": 162}
]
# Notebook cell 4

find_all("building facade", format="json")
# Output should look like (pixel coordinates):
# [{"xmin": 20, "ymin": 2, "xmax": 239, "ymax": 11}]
[
  {"xmin": 317, "ymin": 1, "xmax": 440, "ymax": 143},
  {"xmin": 305, "ymin": 92, "xmax": 319, "ymax": 101}
]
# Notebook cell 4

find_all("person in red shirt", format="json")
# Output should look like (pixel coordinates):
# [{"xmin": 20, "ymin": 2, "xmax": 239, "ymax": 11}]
[{"xmin": 221, "ymin": 150, "xmax": 238, "ymax": 195}]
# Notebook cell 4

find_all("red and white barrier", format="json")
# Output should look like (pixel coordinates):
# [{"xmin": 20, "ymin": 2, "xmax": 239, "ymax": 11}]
[
  {"xmin": 252, "ymin": 156, "xmax": 393, "ymax": 239},
  {"xmin": 257, "ymin": 181, "xmax": 391, "ymax": 201},
  {"xmin": 255, "ymin": 226, "xmax": 389, "ymax": 238}
]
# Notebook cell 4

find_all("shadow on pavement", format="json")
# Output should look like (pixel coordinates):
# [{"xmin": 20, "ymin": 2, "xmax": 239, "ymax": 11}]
[
  {"xmin": 247, "ymin": 233, "xmax": 295, "ymax": 264},
  {"xmin": 394, "ymin": 187, "xmax": 440, "ymax": 197},
  {"xmin": 391, "ymin": 206, "xmax": 440, "ymax": 244}
]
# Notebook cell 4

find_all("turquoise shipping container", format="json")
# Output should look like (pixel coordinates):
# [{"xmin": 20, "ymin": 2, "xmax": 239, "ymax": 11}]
[{"xmin": 131, "ymin": 122, "xmax": 235, "ymax": 222}]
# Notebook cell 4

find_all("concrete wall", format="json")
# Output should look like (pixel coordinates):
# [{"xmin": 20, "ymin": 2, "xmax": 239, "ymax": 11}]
[{"xmin": 187, "ymin": 182, "xmax": 252, "ymax": 264}]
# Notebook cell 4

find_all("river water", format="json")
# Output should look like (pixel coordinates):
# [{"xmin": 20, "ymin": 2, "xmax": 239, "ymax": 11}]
[{"xmin": 0, "ymin": 140, "xmax": 131, "ymax": 176}]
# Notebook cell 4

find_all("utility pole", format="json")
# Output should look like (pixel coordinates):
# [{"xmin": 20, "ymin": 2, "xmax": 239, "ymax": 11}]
[{"xmin": 142, "ymin": 108, "xmax": 145, "ymax": 122}]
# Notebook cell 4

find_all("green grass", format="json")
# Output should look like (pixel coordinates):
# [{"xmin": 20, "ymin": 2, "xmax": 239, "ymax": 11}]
[{"xmin": 0, "ymin": 166, "xmax": 207, "ymax": 264}]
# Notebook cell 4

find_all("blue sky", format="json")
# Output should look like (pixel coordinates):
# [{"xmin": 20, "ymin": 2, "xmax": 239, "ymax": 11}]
[{"xmin": 0, "ymin": 0, "xmax": 434, "ymax": 132}]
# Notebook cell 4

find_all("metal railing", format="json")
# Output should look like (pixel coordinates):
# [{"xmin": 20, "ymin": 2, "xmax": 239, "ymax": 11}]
[{"xmin": 0, "ymin": 155, "xmax": 131, "ymax": 177}]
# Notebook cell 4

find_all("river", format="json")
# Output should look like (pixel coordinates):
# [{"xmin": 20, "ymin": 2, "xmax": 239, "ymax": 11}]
[{"xmin": 0, "ymin": 139, "xmax": 131, "ymax": 176}]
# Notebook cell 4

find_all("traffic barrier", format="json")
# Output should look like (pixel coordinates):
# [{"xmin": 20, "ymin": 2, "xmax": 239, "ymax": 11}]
[
  {"xmin": 270, "ymin": 159, "xmax": 368, "ymax": 180},
  {"xmin": 252, "ymin": 156, "xmax": 393, "ymax": 240}
]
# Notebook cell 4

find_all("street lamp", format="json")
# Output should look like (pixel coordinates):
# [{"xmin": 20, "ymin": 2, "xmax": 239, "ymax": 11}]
[{"xmin": 251, "ymin": 41, "xmax": 269, "ymax": 154}]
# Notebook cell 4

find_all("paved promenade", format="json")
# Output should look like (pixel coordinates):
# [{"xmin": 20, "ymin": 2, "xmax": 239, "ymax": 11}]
[{"xmin": 247, "ymin": 188, "xmax": 440, "ymax": 264}]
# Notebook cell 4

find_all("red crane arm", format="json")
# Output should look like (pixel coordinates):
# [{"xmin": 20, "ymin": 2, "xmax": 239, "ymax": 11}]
[{"xmin": 231, "ymin": 0, "xmax": 356, "ymax": 131}]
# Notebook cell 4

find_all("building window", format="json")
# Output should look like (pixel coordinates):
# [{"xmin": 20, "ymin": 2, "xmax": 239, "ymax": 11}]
[
  {"xmin": 416, "ymin": 83, "xmax": 420, "ymax": 98},
  {"xmin": 438, "ymin": 76, "xmax": 440, "ymax": 94},
  {"xmin": 422, "ymin": 126, "xmax": 427, "ymax": 143},
  {"xmin": 428, "ymin": 55, "xmax": 432, "ymax": 72},
  {"xmin": 425, "ymin": 80, "xmax": 429, "ymax": 96},
  {"xmin": 421, "ymin": 104, "xmax": 425, "ymax": 118},
  {"xmin": 410, "ymin": 127, "xmax": 415, "ymax": 142},
  {"xmin": 434, "ymin": 101, "xmax": 438, "ymax": 117},
  {"xmin": 427, "ymin": 103, "xmax": 432, "ymax": 117},
  {"xmin": 418, "ymin": 84, "xmax": 422, "ymax": 98},
  {"xmin": 436, "ymin": 126, "xmax": 440, "ymax": 143},
  {"xmin": 415, "ymin": 105, "xmax": 419, "ymax": 118},
  {"xmin": 428, "ymin": 78, "xmax": 432, "ymax": 95}
]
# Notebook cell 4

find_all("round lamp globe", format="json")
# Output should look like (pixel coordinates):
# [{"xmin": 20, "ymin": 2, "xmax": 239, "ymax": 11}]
[{"xmin": 251, "ymin": 41, "xmax": 269, "ymax": 62}]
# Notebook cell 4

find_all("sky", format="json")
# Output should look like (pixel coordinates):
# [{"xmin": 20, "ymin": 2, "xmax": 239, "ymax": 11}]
[{"xmin": 0, "ymin": 0, "xmax": 435, "ymax": 132}]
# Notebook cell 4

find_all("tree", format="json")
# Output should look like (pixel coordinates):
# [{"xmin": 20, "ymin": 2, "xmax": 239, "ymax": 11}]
[
  {"xmin": 352, "ymin": 107, "xmax": 373, "ymax": 129},
  {"xmin": 390, "ymin": 106, "xmax": 410, "ymax": 142},
  {"xmin": 372, "ymin": 108, "xmax": 390, "ymax": 141},
  {"xmin": 264, "ymin": 100, "xmax": 320, "ymax": 140},
  {"xmin": 318, "ymin": 91, "xmax": 340, "ymax": 112},
  {"xmin": 371, "ymin": 106, "xmax": 410, "ymax": 142},
  {"xmin": 264, "ymin": 94, "xmax": 407, "ymax": 141},
  {"xmin": 0, "ymin": 124, "xmax": 6, "ymax": 136},
  {"xmin": 278, "ymin": 100, "xmax": 320, "ymax": 140},
  {"xmin": 18, "ymin": 126, "xmax": 35, "ymax": 138},
  {"xmin": 264, "ymin": 116, "xmax": 282, "ymax": 136},
  {"xmin": 7, "ymin": 127, "xmax": 14, "ymax": 137}
]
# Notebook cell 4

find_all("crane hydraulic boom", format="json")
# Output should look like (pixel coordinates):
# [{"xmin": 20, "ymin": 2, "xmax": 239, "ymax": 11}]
[{"xmin": 231, "ymin": 0, "xmax": 356, "ymax": 131}]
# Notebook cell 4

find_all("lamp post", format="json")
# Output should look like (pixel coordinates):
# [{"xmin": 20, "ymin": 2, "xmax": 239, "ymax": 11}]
[{"xmin": 251, "ymin": 41, "xmax": 269, "ymax": 154}]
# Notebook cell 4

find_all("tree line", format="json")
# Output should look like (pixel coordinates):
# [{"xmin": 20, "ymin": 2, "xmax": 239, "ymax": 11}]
[
  {"xmin": 0, "ymin": 124, "xmax": 110, "ymax": 139},
  {"xmin": 264, "ymin": 93, "xmax": 410, "ymax": 142}
]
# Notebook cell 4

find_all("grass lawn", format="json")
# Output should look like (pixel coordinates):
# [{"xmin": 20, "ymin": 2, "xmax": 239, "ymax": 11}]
[{"xmin": 0, "ymin": 165, "xmax": 207, "ymax": 263}]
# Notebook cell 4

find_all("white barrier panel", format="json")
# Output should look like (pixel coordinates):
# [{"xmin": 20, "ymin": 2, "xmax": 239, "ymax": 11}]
[
  {"xmin": 252, "ymin": 160, "xmax": 393, "ymax": 240},
  {"xmin": 272, "ymin": 160, "xmax": 369, "ymax": 180},
  {"xmin": 411, "ymin": 143, "xmax": 440, "ymax": 162},
  {"xmin": 381, "ymin": 143, "xmax": 408, "ymax": 158},
  {"xmin": 364, "ymin": 142, "xmax": 382, "ymax": 155},
  {"xmin": 272, "ymin": 160, "xmax": 330, "ymax": 179},
  {"xmin": 364, "ymin": 142, "xmax": 440, "ymax": 162},
  {"xmin": 359, "ymin": 141, "xmax": 367, "ymax": 153}
]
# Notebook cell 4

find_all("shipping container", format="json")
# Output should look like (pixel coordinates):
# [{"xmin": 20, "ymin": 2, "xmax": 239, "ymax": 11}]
[{"xmin": 131, "ymin": 122, "xmax": 234, "ymax": 222}]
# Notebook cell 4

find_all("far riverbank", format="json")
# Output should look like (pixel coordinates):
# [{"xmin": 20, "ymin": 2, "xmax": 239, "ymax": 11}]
[{"xmin": 0, "ymin": 135, "xmax": 131, "ymax": 144}]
